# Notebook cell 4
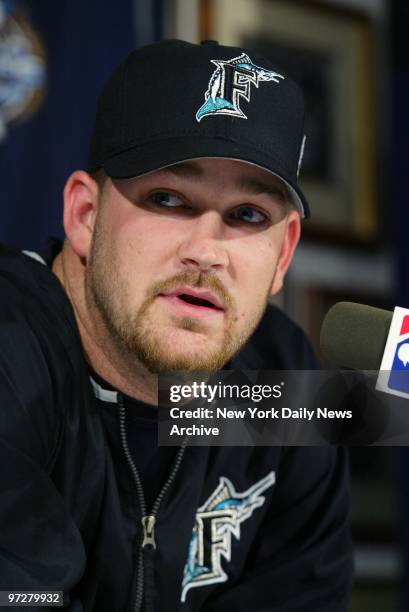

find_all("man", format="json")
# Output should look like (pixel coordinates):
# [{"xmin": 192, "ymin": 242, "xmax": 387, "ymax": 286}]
[{"xmin": 0, "ymin": 40, "xmax": 352, "ymax": 611}]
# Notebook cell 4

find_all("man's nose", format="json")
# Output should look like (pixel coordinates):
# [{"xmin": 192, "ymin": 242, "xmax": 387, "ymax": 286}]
[{"xmin": 177, "ymin": 211, "xmax": 229, "ymax": 272}]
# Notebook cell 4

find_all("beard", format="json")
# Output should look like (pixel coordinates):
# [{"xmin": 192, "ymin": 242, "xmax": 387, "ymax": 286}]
[{"xmin": 85, "ymin": 215, "xmax": 273, "ymax": 373}]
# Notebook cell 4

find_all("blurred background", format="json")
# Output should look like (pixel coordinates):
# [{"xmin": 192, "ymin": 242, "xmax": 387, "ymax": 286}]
[{"xmin": 0, "ymin": 0, "xmax": 407, "ymax": 609}]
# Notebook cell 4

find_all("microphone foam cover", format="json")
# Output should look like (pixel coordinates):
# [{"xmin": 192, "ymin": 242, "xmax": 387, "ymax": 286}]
[{"xmin": 320, "ymin": 301, "xmax": 392, "ymax": 370}]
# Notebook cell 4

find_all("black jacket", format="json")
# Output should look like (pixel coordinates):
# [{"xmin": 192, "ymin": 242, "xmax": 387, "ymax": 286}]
[{"xmin": 0, "ymin": 245, "xmax": 353, "ymax": 611}]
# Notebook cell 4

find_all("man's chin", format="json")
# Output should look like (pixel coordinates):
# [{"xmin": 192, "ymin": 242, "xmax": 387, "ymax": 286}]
[
  {"xmin": 129, "ymin": 328, "xmax": 232, "ymax": 372},
  {"xmin": 139, "ymin": 344, "xmax": 230, "ymax": 373}
]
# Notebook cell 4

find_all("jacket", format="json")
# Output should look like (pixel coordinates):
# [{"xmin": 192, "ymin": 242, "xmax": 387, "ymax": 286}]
[{"xmin": 0, "ymin": 245, "xmax": 353, "ymax": 611}]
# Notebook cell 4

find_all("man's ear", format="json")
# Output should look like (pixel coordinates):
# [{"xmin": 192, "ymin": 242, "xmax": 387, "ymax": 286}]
[
  {"xmin": 270, "ymin": 211, "xmax": 301, "ymax": 295},
  {"xmin": 63, "ymin": 170, "xmax": 101, "ymax": 258}
]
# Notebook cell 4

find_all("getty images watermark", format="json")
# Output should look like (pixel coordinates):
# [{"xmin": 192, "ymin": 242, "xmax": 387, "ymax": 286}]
[{"xmin": 156, "ymin": 370, "xmax": 407, "ymax": 446}]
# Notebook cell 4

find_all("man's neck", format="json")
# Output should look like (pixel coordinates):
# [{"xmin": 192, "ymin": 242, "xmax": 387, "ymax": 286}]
[{"xmin": 52, "ymin": 248, "xmax": 158, "ymax": 405}]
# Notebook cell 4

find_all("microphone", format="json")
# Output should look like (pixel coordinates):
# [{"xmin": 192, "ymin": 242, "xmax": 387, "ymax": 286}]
[
  {"xmin": 320, "ymin": 301, "xmax": 392, "ymax": 370},
  {"xmin": 319, "ymin": 301, "xmax": 409, "ymax": 445}
]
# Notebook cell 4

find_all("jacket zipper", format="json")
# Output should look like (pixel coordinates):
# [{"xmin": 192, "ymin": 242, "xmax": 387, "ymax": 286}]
[{"xmin": 118, "ymin": 394, "xmax": 187, "ymax": 612}]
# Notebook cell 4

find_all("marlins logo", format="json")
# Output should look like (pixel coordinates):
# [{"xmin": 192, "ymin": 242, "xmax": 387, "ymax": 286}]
[
  {"xmin": 196, "ymin": 53, "xmax": 284, "ymax": 122},
  {"xmin": 181, "ymin": 470, "xmax": 276, "ymax": 603}
]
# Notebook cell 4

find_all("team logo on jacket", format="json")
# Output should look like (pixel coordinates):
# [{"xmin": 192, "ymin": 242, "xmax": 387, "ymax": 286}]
[
  {"xmin": 181, "ymin": 470, "xmax": 276, "ymax": 602},
  {"xmin": 196, "ymin": 53, "xmax": 284, "ymax": 122},
  {"xmin": 377, "ymin": 307, "xmax": 409, "ymax": 399}
]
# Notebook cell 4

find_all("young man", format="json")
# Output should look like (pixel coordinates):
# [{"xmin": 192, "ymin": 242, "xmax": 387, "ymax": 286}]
[{"xmin": 0, "ymin": 40, "xmax": 352, "ymax": 611}]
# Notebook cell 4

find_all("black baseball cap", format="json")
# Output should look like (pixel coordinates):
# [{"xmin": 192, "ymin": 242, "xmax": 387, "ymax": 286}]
[{"xmin": 88, "ymin": 39, "xmax": 309, "ymax": 218}]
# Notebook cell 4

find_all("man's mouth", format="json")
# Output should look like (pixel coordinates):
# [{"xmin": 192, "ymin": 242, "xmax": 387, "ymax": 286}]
[{"xmin": 157, "ymin": 288, "xmax": 225, "ymax": 317}]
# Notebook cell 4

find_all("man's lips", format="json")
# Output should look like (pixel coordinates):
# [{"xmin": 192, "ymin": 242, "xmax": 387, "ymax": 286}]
[{"xmin": 157, "ymin": 287, "xmax": 225, "ymax": 317}]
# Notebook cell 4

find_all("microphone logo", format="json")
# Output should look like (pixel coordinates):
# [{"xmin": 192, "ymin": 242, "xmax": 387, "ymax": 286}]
[{"xmin": 377, "ymin": 308, "xmax": 409, "ymax": 399}]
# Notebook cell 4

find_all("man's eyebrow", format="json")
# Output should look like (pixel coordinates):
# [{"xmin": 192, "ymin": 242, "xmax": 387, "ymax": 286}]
[
  {"xmin": 164, "ymin": 162, "xmax": 203, "ymax": 179},
  {"xmin": 236, "ymin": 177, "xmax": 288, "ymax": 203},
  {"xmin": 163, "ymin": 162, "xmax": 289, "ymax": 203}
]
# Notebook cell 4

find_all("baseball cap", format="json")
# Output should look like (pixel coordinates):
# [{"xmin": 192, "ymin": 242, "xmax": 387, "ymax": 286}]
[{"xmin": 88, "ymin": 39, "xmax": 310, "ymax": 218}]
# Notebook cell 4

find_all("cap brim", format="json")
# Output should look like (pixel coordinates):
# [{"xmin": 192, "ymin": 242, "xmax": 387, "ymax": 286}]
[{"xmin": 100, "ymin": 137, "xmax": 310, "ymax": 219}]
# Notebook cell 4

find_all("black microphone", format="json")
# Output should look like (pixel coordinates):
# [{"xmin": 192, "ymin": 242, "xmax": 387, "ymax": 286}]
[
  {"xmin": 320, "ymin": 301, "xmax": 392, "ymax": 370},
  {"xmin": 319, "ymin": 302, "xmax": 409, "ymax": 445},
  {"xmin": 318, "ymin": 301, "xmax": 401, "ymax": 444}
]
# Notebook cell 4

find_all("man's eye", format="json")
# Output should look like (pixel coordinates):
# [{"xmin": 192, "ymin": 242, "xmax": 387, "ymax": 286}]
[
  {"xmin": 231, "ymin": 206, "xmax": 268, "ymax": 224},
  {"xmin": 149, "ymin": 192, "xmax": 184, "ymax": 208}
]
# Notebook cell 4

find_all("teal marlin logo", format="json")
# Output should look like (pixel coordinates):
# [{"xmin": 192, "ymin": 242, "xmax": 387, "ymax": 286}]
[
  {"xmin": 181, "ymin": 471, "xmax": 276, "ymax": 602},
  {"xmin": 196, "ymin": 53, "xmax": 284, "ymax": 122}
]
